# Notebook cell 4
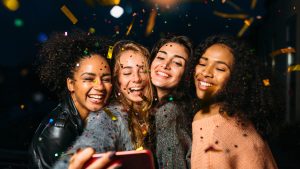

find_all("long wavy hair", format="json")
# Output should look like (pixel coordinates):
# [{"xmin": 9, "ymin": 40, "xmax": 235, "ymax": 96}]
[
  {"xmin": 112, "ymin": 40, "xmax": 153, "ymax": 148},
  {"xmin": 192, "ymin": 35, "xmax": 279, "ymax": 138}
]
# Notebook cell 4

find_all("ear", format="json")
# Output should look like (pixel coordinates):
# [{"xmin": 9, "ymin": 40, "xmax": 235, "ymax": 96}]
[{"xmin": 67, "ymin": 78, "xmax": 75, "ymax": 92}]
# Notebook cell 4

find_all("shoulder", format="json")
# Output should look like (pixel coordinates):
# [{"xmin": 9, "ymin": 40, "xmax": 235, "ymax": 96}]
[{"xmin": 85, "ymin": 103, "xmax": 128, "ymax": 129}]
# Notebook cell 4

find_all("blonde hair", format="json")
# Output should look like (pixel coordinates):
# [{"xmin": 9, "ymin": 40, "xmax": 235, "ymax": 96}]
[{"xmin": 112, "ymin": 40, "xmax": 153, "ymax": 148}]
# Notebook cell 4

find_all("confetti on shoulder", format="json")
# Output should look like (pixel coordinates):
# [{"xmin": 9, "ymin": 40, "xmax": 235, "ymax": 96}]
[{"xmin": 103, "ymin": 108, "xmax": 117, "ymax": 121}]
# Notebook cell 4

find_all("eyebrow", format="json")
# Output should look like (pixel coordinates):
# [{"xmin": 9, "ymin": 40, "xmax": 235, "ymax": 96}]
[
  {"xmin": 158, "ymin": 50, "xmax": 187, "ymax": 62},
  {"xmin": 80, "ymin": 72, "xmax": 111, "ymax": 77},
  {"xmin": 200, "ymin": 57, "xmax": 231, "ymax": 69}
]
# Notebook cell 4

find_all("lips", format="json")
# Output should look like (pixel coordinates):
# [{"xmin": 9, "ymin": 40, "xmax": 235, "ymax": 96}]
[
  {"xmin": 196, "ymin": 80, "xmax": 213, "ymax": 90},
  {"xmin": 155, "ymin": 70, "xmax": 170, "ymax": 78},
  {"xmin": 129, "ymin": 87, "xmax": 143, "ymax": 91},
  {"xmin": 88, "ymin": 94, "xmax": 105, "ymax": 104}
]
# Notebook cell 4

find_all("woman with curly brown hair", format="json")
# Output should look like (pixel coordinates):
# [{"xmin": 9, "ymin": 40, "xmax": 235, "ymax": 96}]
[
  {"xmin": 29, "ymin": 30, "xmax": 113, "ymax": 169},
  {"xmin": 53, "ymin": 40, "xmax": 153, "ymax": 169},
  {"xmin": 191, "ymin": 35, "xmax": 278, "ymax": 169}
]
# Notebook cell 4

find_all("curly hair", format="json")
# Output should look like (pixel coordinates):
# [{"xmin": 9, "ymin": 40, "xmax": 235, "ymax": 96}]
[
  {"xmin": 192, "ymin": 35, "xmax": 277, "ymax": 138},
  {"xmin": 111, "ymin": 40, "xmax": 153, "ymax": 149},
  {"xmin": 35, "ymin": 30, "xmax": 112, "ymax": 101},
  {"xmin": 150, "ymin": 35, "xmax": 194, "ymax": 103}
]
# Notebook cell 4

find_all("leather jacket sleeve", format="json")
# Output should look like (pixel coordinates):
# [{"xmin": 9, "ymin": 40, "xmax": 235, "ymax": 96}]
[{"xmin": 29, "ymin": 108, "xmax": 80, "ymax": 169}]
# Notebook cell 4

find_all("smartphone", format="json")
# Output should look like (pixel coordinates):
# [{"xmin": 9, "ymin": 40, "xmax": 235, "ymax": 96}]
[{"xmin": 83, "ymin": 150, "xmax": 155, "ymax": 169}]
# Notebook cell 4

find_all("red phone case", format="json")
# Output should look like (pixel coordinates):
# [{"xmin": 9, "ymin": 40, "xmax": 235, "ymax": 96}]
[{"xmin": 83, "ymin": 150, "xmax": 155, "ymax": 169}]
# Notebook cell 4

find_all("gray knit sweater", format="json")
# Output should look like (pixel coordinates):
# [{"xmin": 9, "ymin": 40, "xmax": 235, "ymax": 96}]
[
  {"xmin": 155, "ymin": 101, "xmax": 192, "ymax": 169},
  {"xmin": 53, "ymin": 102, "xmax": 134, "ymax": 169}
]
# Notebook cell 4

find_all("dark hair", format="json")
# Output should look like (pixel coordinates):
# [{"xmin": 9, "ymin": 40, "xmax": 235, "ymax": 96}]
[
  {"xmin": 150, "ymin": 35, "xmax": 194, "ymax": 103},
  {"xmin": 36, "ymin": 30, "xmax": 112, "ymax": 101},
  {"xmin": 192, "ymin": 34, "xmax": 278, "ymax": 138}
]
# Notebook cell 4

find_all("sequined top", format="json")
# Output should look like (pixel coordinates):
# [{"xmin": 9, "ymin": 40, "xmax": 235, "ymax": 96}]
[
  {"xmin": 154, "ymin": 101, "xmax": 192, "ymax": 169},
  {"xmin": 53, "ymin": 102, "xmax": 134, "ymax": 169},
  {"xmin": 191, "ymin": 113, "xmax": 278, "ymax": 169}
]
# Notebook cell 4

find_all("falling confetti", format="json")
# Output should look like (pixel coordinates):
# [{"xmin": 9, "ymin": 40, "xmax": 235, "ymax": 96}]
[
  {"xmin": 126, "ymin": 16, "xmax": 135, "ymax": 36},
  {"xmin": 237, "ymin": 17, "xmax": 254, "ymax": 37},
  {"xmin": 145, "ymin": 9, "xmax": 157, "ymax": 36},
  {"xmin": 288, "ymin": 64, "xmax": 300, "ymax": 72},
  {"xmin": 60, "ymin": 5, "xmax": 78, "ymax": 24},
  {"xmin": 270, "ymin": 47, "xmax": 295, "ymax": 57},
  {"xmin": 107, "ymin": 46, "xmax": 113, "ymax": 59},
  {"xmin": 263, "ymin": 79, "xmax": 270, "ymax": 86},
  {"xmin": 250, "ymin": 0, "xmax": 257, "ymax": 9},
  {"xmin": 213, "ymin": 11, "xmax": 248, "ymax": 19}
]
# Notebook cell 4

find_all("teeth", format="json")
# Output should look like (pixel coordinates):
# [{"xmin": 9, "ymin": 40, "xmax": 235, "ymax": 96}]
[
  {"xmin": 200, "ymin": 81, "xmax": 212, "ymax": 87},
  {"xmin": 129, "ymin": 87, "xmax": 142, "ymax": 91},
  {"xmin": 89, "ymin": 95, "xmax": 103, "ymax": 99},
  {"xmin": 157, "ymin": 71, "xmax": 169, "ymax": 77}
]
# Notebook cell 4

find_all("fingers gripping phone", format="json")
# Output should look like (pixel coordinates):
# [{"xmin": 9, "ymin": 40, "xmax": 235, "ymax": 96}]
[{"xmin": 84, "ymin": 150, "xmax": 155, "ymax": 169}]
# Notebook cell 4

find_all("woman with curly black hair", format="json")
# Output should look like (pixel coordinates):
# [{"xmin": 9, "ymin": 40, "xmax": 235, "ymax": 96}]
[
  {"xmin": 191, "ymin": 35, "xmax": 278, "ymax": 169},
  {"xmin": 149, "ymin": 35, "xmax": 194, "ymax": 169},
  {"xmin": 29, "ymin": 30, "xmax": 113, "ymax": 169}
]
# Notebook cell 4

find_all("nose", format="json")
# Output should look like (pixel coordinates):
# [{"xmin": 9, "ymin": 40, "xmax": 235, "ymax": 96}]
[
  {"xmin": 161, "ymin": 59, "xmax": 171, "ymax": 70},
  {"xmin": 201, "ymin": 66, "xmax": 213, "ymax": 78},
  {"xmin": 133, "ymin": 72, "xmax": 142, "ymax": 83},
  {"xmin": 93, "ymin": 79, "xmax": 105, "ymax": 91}
]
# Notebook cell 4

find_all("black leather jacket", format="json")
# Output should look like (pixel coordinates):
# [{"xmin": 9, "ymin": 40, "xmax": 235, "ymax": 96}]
[{"xmin": 29, "ymin": 95, "xmax": 84, "ymax": 169}]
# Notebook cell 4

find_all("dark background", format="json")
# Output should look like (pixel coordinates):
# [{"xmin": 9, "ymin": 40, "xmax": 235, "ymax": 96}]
[{"xmin": 0, "ymin": 0, "xmax": 299, "ymax": 168}]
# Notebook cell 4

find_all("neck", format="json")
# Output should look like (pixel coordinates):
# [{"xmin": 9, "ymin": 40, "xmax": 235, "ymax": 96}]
[
  {"xmin": 194, "ymin": 102, "xmax": 222, "ymax": 120},
  {"xmin": 156, "ymin": 87, "xmax": 171, "ymax": 101}
]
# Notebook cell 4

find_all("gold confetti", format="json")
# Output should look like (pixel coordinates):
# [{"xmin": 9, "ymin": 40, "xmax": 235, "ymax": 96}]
[
  {"xmin": 213, "ymin": 11, "xmax": 248, "ymax": 19},
  {"xmin": 136, "ymin": 146, "xmax": 144, "ymax": 151},
  {"xmin": 126, "ymin": 16, "xmax": 135, "ymax": 36},
  {"xmin": 107, "ymin": 46, "xmax": 113, "ymax": 59},
  {"xmin": 288, "ymin": 65, "xmax": 300, "ymax": 72},
  {"xmin": 237, "ymin": 17, "xmax": 254, "ymax": 37},
  {"xmin": 145, "ymin": 9, "xmax": 157, "ymax": 36},
  {"xmin": 263, "ymin": 79, "xmax": 270, "ymax": 86},
  {"xmin": 97, "ymin": 0, "xmax": 120, "ymax": 5},
  {"xmin": 270, "ymin": 47, "xmax": 296, "ymax": 57},
  {"xmin": 103, "ymin": 108, "xmax": 117, "ymax": 121},
  {"xmin": 251, "ymin": 0, "xmax": 257, "ymax": 9},
  {"xmin": 226, "ymin": 1, "xmax": 241, "ymax": 11},
  {"xmin": 60, "ymin": 5, "xmax": 78, "ymax": 24}
]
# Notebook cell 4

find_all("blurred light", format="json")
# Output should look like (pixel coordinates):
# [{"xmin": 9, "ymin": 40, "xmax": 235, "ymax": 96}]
[
  {"xmin": 125, "ymin": 5, "xmax": 132, "ymax": 14},
  {"xmin": 20, "ymin": 68, "xmax": 28, "ymax": 76},
  {"xmin": 89, "ymin": 27, "xmax": 96, "ymax": 34},
  {"xmin": 33, "ymin": 92, "xmax": 44, "ymax": 103},
  {"xmin": 110, "ymin": 5, "xmax": 124, "ymax": 18},
  {"xmin": 20, "ymin": 104, "xmax": 25, "ymax": 109},
  {"xmin": 37, "ymin": 33, "xmax": 48, "ymax": 43},
  {"xmin": 14, "ymin": 18, "xmax": 23, "ymax": 27},
  {"xmin": 2, "ymin": 0, "xmax": 20, "ymax": 11}
]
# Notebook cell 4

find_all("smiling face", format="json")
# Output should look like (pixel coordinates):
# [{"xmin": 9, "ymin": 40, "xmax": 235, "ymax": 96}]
[
  {"xmin": 67, "ymin": 54, "xmax": 112, "ymax": 120},
  {"xmin": 118, "ymin": 50, "xmax": 150, "ymax": 103},
  {"xmin": 194, "ymin": 44, "xmax": 234, "ymax": 101},
  {"xmin": 150, "ymin": 42, "xmax": 189, "ymax": 97}
]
